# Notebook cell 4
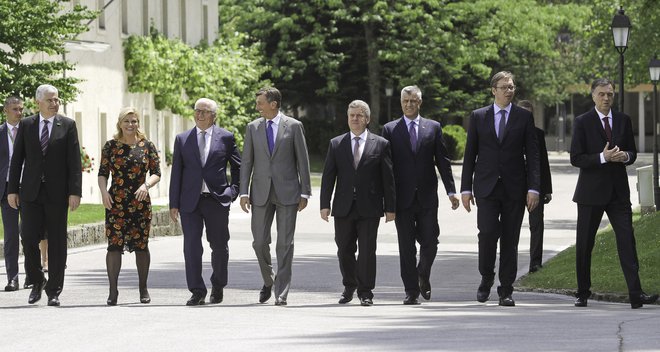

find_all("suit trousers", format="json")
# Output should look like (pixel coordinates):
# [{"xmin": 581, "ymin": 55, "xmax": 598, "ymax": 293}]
[
  {"xmin": 21, "ymin": 184, "xmax": 69, "ymax": 296},
  {"xmin": 475, "ymin": 180, "xmax": 526, "ymax": 297},
  {"xmin": 394, "ymin": 197, "xmax": 439, "ymax": 294},
  {"xmin": 528, "ymin": 201, "xmax": 545, "ymax": 267},
  {"xmin": 251, "ymin": 183, "xmax": 298, "ymax": 301},
  {"xmin": 575, "ymin": 200, "xmax": 641, "ymax": 299},
  {"xmin": 2, "ymin": 186, "xmax": 21, "ymax": 281},
  {"xmin": 180, "ymin": 195, "xmax": 230, "ymax": 294},
  {"xmin": 334, "ymin": 201, "xmax": 380, "ymax": 299}
]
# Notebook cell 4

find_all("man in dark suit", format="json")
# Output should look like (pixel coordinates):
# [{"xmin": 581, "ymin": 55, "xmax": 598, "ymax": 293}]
[
  {"xmin": 382, "ymin": 86, "xmax": 459, "ymax": 305},
  {"xmin": 2, "ymin": 96, "xmax": 25, "ymax": 291},
  {"xmin": 460, "ymin": 71, "xmax": 540, "ymax": 307},
  {"xmin": 240, "ymin": 87, "xmax": 311, "ymax": 306},
  {"xmin": 320, "ymin": 100, "xmax": 396, "ymax": 306},
  {"xmin": 8, "ymin": 84, "xmax": 82, "ymax": 306},
  {"xmin": 570, "ymin": 78, "xmax": 658, "ymax": 309},
  {"xmin": 170, "ymin": 98, "xmax": 241, "ymax": 306},
  {"xmin": 518, "ymin": 100, "xmax": 553, "ymax": 273}
]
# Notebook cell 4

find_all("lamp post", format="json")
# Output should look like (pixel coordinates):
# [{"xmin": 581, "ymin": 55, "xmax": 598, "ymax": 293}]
[
  {"xmin": 611, "ymin": 7, "xmax": 631, "ymax": 112},
  {"xmin": 385, "ymin": 82, "xmax": 393, "ymax": 123},
  {"xmin": 649, "ymin": 55, "xmax": 660, "ymax": 211}
]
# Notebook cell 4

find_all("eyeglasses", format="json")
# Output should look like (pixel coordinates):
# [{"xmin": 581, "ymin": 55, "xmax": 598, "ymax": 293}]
[
  {"xmin": 495, "ymin": 85, "xmax": 516, "ymax": 91},
  {"xmin": 194, "ymin": 108, "xmax": 215, "ymax": 115}
]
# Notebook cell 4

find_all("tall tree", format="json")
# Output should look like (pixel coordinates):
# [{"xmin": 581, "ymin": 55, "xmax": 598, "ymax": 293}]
[{"xmin": 0, "ymin": 0, "xmax": 97, "ymax": 102}]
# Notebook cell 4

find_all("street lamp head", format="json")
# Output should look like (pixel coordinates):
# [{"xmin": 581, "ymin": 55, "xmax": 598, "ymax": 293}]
[
  {"xmin": 611, "ymin": 7, "xmax": 631, "ymax": 53},
  {"xmin": 385, "ymin": 83, "xmax": 393, "ymax": 98},
  {"xmin": 650, "ymin": 55, "xmax": 660, "ymax": 83}
]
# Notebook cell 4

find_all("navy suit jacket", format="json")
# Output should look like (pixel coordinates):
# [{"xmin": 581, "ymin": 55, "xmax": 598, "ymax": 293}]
[
  {"xmin": 320, "ymin": 131, "xmax": 395, "ymax": 218},
  {"xmin": 570, "ymin": 109, "xmax": 635, "ymax": 205},
  {"xmin": 169, "ymin": 125, "xmax": 241, "ymax": 213},
  {"xmin": 461, "ymin": 104, "xmax": 540, "ymax": 200},
  {"xmin": 0, "ymin": 123, "xmax": 11, "ymax": 196},
  {"xmin": 8, "ymin": 114, "xmax": 82, "ymax": 201},
  {"xmin": 382, "ymin": 116, "xmax": 456, "ymax": 210}
]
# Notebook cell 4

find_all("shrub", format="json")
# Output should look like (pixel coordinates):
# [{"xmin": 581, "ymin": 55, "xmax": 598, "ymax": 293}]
[{"xmin": 442, "ymin": 124, "xmax": 467, "ymax": 161}]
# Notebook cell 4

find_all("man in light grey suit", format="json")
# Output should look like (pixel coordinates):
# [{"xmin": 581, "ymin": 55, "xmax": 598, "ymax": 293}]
[{"xmin": 240, "ymin": 87, "xmax": 312, "ymax": 306}]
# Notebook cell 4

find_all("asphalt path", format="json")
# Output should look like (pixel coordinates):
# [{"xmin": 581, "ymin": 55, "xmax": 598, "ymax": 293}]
[{"xmin": 1, "ymin": 153, "xmax": 658, "ymax": 351}]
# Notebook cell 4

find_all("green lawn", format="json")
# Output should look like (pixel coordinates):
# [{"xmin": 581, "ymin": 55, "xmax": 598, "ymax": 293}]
[
  {"xmin": 519, "ymin": 211, "xmax": 660, "ymax": 296},
  {"xmin": 0, "ymin": 204, "xmax": 166, "ymax": 239}
]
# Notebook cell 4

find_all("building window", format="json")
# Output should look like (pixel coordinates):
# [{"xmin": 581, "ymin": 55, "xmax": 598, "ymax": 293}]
[
  {"xmin": 180, "ymin": 0, "xmax": 186, "ymax": 42},
  {"xmin": 162, "ymin": 0, "xmax": 168, "ymax": 36},
  {"xmin": 121, "ymin": 0, "xmax": 128, "ymax": 35},
  {"xmin": 143, "ymin": 0, "xmax": 149, "ymax": 36},
  {"xmin": 99, "ymin": 112, "xmax": 107, "ymax": 146},
  {"xmin": 97, "ymin": 0, "xmax": 106, "ymax": 30},
  {"xmin": 202, "ymin": 3, "xmax": 208, "ymax": 43}
]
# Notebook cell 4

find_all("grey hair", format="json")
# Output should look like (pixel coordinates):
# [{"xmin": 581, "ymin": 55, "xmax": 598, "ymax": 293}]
[
  {"xmin": 195, "ymin": 98, "xmax": 218, "ymax": 115},
  {"xmin": 590, "ymin": 78, "xmax": 615, "ymax": 94},
  {"xmin": 401, "ymin": 86, "xmax": 422, "ymax": 100},
  {"xmin": 3, "ymin": 96, "xmax": 23, "ymax": 107},
  {"xmin": 348, "ymin": 100, "xmax": 370, "ymax": 118},
  {"xmin": 35, "ymin": 84, "xmax": 58, "ymax": 101}
]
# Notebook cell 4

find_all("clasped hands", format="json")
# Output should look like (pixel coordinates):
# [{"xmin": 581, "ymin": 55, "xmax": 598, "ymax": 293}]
[{"xmin": 603, "ymin": 142, "xmax": 628, "ymax": 163}]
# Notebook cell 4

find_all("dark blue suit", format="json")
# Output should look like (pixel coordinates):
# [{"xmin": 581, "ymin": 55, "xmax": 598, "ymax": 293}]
[
  {"xmin": 169, "ymin": 125, "xmax": 241, "ymax": 294},
  {"xmin": 382, "ymin": 116, "xmax": 456, "ymax": 295},
  {"xmin": 1, "ymin": 122, "xmax": 22, "ymax": 283}
]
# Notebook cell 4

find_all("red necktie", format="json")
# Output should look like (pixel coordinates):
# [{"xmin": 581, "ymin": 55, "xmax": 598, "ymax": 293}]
[{"xmin": 602, "ymin": 117, "xmax": 612, "ymax": 143}]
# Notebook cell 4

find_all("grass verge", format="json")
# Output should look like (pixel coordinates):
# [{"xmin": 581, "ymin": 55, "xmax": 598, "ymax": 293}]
[{"xmin": 518, "ymin": 211, "xmax": 660, "ymax": 297}]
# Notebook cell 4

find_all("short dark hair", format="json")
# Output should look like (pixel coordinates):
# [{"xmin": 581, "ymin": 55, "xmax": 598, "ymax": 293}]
[
  {"xmin": 256, "ymin": 87, "xmax": 282, "ymax": 109},
  {"xmin": 517, "ymin": 100, "xmax": 534, "ymax": 113},
  {"xmin": 591, "ymin": 78, "xmax": 615, "ymax": 94},
  {"xmin": 3, "ymin": 96, "xmax": 23, "ymax": 107},
  {"xmin": 490, "ymin": 71, "xmax": 514, "ymax": 87}
]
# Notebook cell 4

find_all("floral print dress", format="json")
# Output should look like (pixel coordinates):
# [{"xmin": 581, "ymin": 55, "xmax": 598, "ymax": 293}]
[{"xmin": 98, "ymin": 139, "xmax": 161, "ymax": 252}]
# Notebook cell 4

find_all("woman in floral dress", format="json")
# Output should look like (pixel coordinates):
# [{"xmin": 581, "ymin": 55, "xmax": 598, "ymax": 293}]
[{"xmin": 98, "ymin": 107, "xmax": 161, "ymax": 305}]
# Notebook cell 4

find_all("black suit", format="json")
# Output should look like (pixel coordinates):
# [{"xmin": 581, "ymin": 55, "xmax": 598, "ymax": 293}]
[
  {"xmin": 320, "ymin": 131, "xmax": 395, "ymax": 299},
  {"xmin": 528, "ymin": 128, "xmax": 553, "ymax": 268},
  {"xmin": 1, "ymin": 123, "xmax": 22, "ymax": 283},
  {"xmin": 8, "ymin": 114, "xmax": 82, "ymax": 297},
  {"xmin": 570, "ymin": 108, "xmax": 643, "ymax": 301},
  {"xmin": 461, "ymin": 104, "xmax": 539, "ymax": 297},
  {"xmin": 382, "ymin": 116, "xmax": 456, "ymax": 295}
]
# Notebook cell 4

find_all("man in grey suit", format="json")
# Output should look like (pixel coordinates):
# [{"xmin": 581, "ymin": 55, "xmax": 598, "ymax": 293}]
[{"xmin": 240, "ymin": 87, "xmax": 312, "ymax": 306}]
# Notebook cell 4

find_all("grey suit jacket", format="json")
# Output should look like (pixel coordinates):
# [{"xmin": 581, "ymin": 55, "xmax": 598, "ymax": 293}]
[{"xmin": 240, "ymin": 113, "xmax": 311, "ymax": 206}]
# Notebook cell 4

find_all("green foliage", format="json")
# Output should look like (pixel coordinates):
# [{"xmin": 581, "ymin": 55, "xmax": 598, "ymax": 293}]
[
  {"xmin": 442, "ymin": 124, "xmax": 467, "ymax": 161},
  {"xmin": 124, "ymin": 28, "xmax": 268, "ymax": 146},
  {"xmin": 520, "ymin": 212, "xmax": 660, "ymax": 296},
  {"xmin": 0, "ymin": 0, "xmax": 97, "ymax": 102},
  {"xmin": 298, "ymin": 116, "xmax": 346, "ymax": 158}
]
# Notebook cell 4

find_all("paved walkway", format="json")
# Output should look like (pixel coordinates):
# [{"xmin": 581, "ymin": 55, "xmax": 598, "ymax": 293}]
[{"xmin": 0, "ymin": 153, "xmax": 658, "ymax": 351}]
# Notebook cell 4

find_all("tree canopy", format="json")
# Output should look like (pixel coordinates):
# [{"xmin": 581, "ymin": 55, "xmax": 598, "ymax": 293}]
[{"xmin": 0, "ymin": 0, "xmax": 97, "ymax": 103}]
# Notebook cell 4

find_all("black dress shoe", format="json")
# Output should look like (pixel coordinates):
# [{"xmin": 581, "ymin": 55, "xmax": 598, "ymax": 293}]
[
  {"xmin": 186, "ymin": 291, "xmax": 206, "ymax": 306},
  {"xmin": 24, "ymin": 282, "xmax": 33, "ymax": 289},
  {"xmin": 498, "ymin": 295, "xmax": 515, "ymax": 307},
  {"xmin": 4, "ymin": 279, "xmax": 19, "ymax": 292},
  {"xmin": 528, "ymin": 264, "xmax": 542, "ymax": 273},
  {"xmin": 140, "ymin": 289, "xmax": 151, "ymax": 304},
  {"xmin": 360, "ymin": 297, "xmax": 373, "ymax": 306},
  {"xmin": 259, "ymin": 285, "xmax": 272, "ymax": 303},
  {"xmin": 630, "ymin": 293, "xmax": 659, "ymax": 309},
  {"xmin": 574, "ymin": 297, "xmax": 588, "ymax": 307},
  {"xmin": 47, "ymin": 295, "xmax": 60, "ymax": 307},
  {"xmin": 209, "ymin": 287, "xmax": 223, "ymax": 304},
  {"xmin": 477, "ymin": 278, "xmax": 494, "ymax": 303},
  {"xmin": 275, "ymin": 298, "xmax": 287, "ymax": 306},
  {"xmin": 419, "ymin": 276, "xmax": 431, "ymax": 300},
  {"xmin": 107, "ymin": 290, "xmax": 118, "ymax": 306},
  {"xmin": 28, "ymin": 278, "xmax": 47, "ymax": 304},
  {"xmin": 338, "ymin": 288, "xmax": 355, "ymax": 304},
  {"xmin": 403, "ymin": 293, "xmax": 421, "ymax": 305}
]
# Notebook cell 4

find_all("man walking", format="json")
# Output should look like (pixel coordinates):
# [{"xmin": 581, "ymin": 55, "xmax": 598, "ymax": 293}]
[
  {"xmin": 460, "ymin": 71, "xmax": 540, "ymax": 307},
  {"xmin": 239, "ymin": 87, "xmax": 311, "ymax": 306},
  {"xmin": 8, "ymin": 84, "xmax": 82, "ymax": 306},
  {"xmin": 170, "ymin": 98, "xmax": 241, "ymax": 306},
  {"xmin": 382, "ymin": 86, "xmax": 458, "ymax": 305}
]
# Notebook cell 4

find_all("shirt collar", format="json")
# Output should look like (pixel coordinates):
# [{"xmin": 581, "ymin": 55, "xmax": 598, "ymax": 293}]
[
  {"xmin": 403, "ymin": 115, "xmax": 420, "ymax": 126},
  {"xmin": 493, "ymin": 103, "xmax": 512, "ymax": 116},
  {"xmin": 266, "ymin": 112, "xmax": 282, "ymax": 125},
  {"xmin": 6, "ymin": 121, "xmax": 19, "ymax": 129},
  {"xmin": 595, "ymin": 108, "xmax": 612, "ymax": 120},
  {"xmin": 39, "ymin": 114, "xmax": 55, "ymax": 123},
  {"xmin": 351, "ymin": 129, "xmax": 368, "ymax": 140},
  {"xmin": 196, "ymin": 126, "xmax": 213, "ymax": 135}
]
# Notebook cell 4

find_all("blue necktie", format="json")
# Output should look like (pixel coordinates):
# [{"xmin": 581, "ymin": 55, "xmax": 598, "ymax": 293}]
[
  {"xmin": 266, "ymin": 120, "xmax": 275, "ymax": 155},
  {"xmin": 498, "ymin": 110, "xmax": 506, "ymax": 142},
  {"xmin": 409, "ymin": 121, "xmax": 417, "ymax": 153},
  {"xmin": 41, "ymin": 120, "xmax": 50, "ymax": 155}
]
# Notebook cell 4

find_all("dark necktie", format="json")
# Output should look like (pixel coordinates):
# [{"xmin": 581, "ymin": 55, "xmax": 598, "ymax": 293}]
[
  {"xmin": 409, "ymin": 121, "xmax": 417, "ymax": 153},
  {"xmin": 10, "ymin": 127, "xmax": 17, "ymax": 144},
  {"xmin": 498, "ymin": 110, "xmax": 507, "ymax": 142},
  {"xmin": 198, "ymin": 130, "xmax": 207, "ymax": 166},
  {"xmin": 266, "ymin": 120, "xmax": 275, "ymax": 155},
  {"xmin": 353, "ymin": 136, "xmax": 361, "ymax": 169},
  {"xmin": 40, "ymin": 120, "xmax": 50, "ymax": 155},
  {"xmin": 603, "ymin": 117, "xmax": 612, "ymax": 143}
]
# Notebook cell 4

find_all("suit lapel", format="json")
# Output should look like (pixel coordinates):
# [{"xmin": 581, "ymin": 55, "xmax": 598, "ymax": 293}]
[
  {"xmin": 485, "ymin": 107, "xmax": 498, "ymax": 142},
  {"xmin": 0, "ymin": 124, "xmax": 8, "ymax": 159},
  {"xmin": 340, "ymin": 133, "xmax": 354, "ymax": 168},
  {"xmin": 394, "ymin": 117, "xmax": 415, "ymax": 156},
  {"xmin": 46, "ymin": 115, "xmax": 65, "ymax": 156},
  {"xmin": 591, "ymin": 109, "xmax": 608, "ymax": 143},
  {"xmin": 358, "ymin": 132, "xmax": 376, "ymax": 169},
  {"xmin": 272, "ymin": 115, "xmax": 287, "ymax": 157},
  {"xmin": 184, "ymin": 128, "xmax": 203, "ymax": 167}
]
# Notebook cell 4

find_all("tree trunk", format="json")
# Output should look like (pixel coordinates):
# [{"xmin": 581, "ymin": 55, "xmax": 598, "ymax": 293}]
[{"xmin": 363, "ymin": 22, "xmax": 381, "ymax": 130}]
